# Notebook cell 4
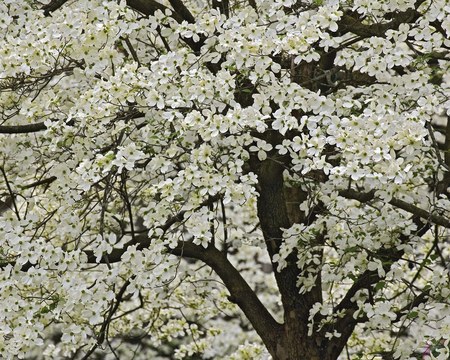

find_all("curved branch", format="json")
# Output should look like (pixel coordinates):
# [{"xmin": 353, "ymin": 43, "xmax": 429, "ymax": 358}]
[
  {"xmin": 338, "ymin": 4, "xmax": 422, "ymax": 38},
  {"xmin": 0, "ymin": 194, "xmax": 221, "ymax": 271},
  {"xmin": 170, "ymin": 242, "xmax": 282, "ymax": 355},
  {"xmin": 339, "ymin": 189, "xmax": 450, "ymax": 229},
  {"xmin": 19, "ymin": 176, "xmax": 57, "ymax": 190},
  {"xmin": 83, "ymin": 193, "xmax": 222, "ymax": 264},
  {"xmin": 0, "ymin": 122, "xmax": 47, "ymax": 134},
  {"xmin": 0, "ymin": 109, "xmax": 139, "ymax": 136},
  {"xmin": 81, "ymin": 278, "xmax": 132, "ymax": 360}
]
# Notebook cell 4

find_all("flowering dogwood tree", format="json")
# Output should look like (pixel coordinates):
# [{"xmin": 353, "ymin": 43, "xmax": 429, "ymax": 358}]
[{"xmin": 0, "ymin": 0, "xmax": 449, "ymax": 359}]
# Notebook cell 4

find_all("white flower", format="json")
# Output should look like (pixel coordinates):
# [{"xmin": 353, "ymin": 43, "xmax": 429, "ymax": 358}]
[
  {"xmin": 249, "ymin": 140, "xmax": 273, "ymax": 161},
  {"xmin": 112, "ymin": 143, "xmax": 145, "ymax": 173}
]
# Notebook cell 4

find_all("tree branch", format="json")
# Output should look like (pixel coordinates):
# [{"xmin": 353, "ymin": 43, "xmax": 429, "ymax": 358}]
[
  {"xmin": 326, "ymin": 220, "xmax": 431, "ymax": 358},
  {"xmin": 444, "ymin": 116, "xmax": 450, "ymax": 169},
  {"xmin": 0, "ymin": 109, "xmax": 141, "ymax": 136},
  {"xmin": 41, "ymin": 0, "xmax": 70, "ymax": 15},
  {"xmin": 338, "ymin": 7, "xmax": 421, "ymax": 38},
  {"xmin": 212, "ymin": 0, "xmax": 230, "ymax": 17},
  {"xmin": 170, "ymin": 242, "xmax": 282, "ymax": 355},
  {"xmin": 0, "ymin": 194, "xmax": 221, "ymax": 271},
  {"xmin": 0, "ymin": 186, "xmax": 281, "ymax": 354},
  {"xmin": 19, "ymin": 176, "xmax": 57, "ymax": 190},
  {"xmin": 126, "ymin": 0, "xmax": 184, "ymax": 23},
  {"xmin": 81, "ymin": 278, "xmax": 132, "ymax": 360},
  {"xmin": 394, "ymin": 289, "xmax": 429, "ymax": 322},
  {"xmin": 83, "ymin": 193, "xmax": 222, "ymax": 264},
  {"xmin": 339, "ymin": 189, "xmax": 450, "ymax": 229},
  {"xmin": 0, "ymin": 167, "xmax": 20, "ymax": 220},
  {"xmin": 167, "ymin": 0, "xmax": 195, "ymax": 23},
  {"xmin": 0, "ymin": 122, "xmax": 47, "ymax": 134},
  {"xmin": 126, "ymin": 0, "xmax": 205, "ymax": 55}
]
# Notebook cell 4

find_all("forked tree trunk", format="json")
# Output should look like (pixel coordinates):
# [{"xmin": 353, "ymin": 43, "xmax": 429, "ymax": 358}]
[{"xmin": 255, "ymin": 158, "xmax": 340, "ymax": 360}]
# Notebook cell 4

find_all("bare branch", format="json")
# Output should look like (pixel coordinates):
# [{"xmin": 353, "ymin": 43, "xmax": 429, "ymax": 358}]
[
  {"xmin": 126, "ymin": 0, "xmax": 205, "ymax": 55},
  {"xmin": 41, "ymin": 0, "xmax": 70, "ymax": 15},
  {"xmin": 212, "ymin": 0, "xmax": 230, "ymax": 17},
  {"xmin": 444, "ymin": 116, "xmax": 450, "ymax": 169},
  {"xmin": 427, "ymin": 122, "xmax": 450, "ymax": 171},
  {"xmin": 84, "ymin": 193, "xmax": 222, "ymax": 263},
  {"xmin": 167, "ymin": 0, "xmax": 195, "ymax": 23},
  {"xmin": 0, "ymin": 167, "xmax": 20, "ymax": 220},
  {"xmin": 338, "ymin": 7, "xmax": 421, "ymax": 38},
  {"xmin": 0, "ymin": 122, "xmax": 47, "ymax": 134},
  {"xmin": 81, "ymin": 278, "xmax": 132, "ymax": 360},
  {"xmin": 126, "ymin": 0, "xmax": 184, "ymax": 23},
  {"xmin": 170, "ymin": 242, "xmax": 282, "ymax": 355},
  {"xmin": 123, "ymin": 38, "xmax": 140, "ymax": 65},
  {"xmin": 339, "ymin": 189, "xmax": 450, "ymax": 229},
  {"xmin": 19, "ymin": 176, "xmax": 57, "ymax": 190}
]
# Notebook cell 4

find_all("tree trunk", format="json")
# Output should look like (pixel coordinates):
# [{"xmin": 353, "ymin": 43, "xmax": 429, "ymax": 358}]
[
  {"xmin": 274, "ymin": 315, "xmax": 323, "ymax": 360},
  {"xmin": 256, "ymin": 159, "xmax": 328, "ymax": 359}
]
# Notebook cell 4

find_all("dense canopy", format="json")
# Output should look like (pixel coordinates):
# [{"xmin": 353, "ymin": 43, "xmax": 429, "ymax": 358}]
[{"xmin": 0, "ymin": 0, "xmax": 449, "ymax": 359}]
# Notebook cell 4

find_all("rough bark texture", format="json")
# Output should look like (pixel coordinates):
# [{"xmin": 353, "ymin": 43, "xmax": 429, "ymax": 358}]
[{"xmin": 256, "ymin": 159, "xmax": 325, "ymax": 359}]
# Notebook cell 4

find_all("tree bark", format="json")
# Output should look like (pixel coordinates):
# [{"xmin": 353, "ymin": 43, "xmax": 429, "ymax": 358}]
[{"xmin": 256, "ymin": 159, "xmax": 325, "ymax": 359}]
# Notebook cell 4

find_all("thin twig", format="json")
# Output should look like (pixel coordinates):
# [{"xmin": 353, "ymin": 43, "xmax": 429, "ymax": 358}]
[
  {"xmin": 427, "ymin": 122, "xmax": 450, "ymax": 171},
  {"xmin": 0, "ymin": 167, "xmax": 20, "ymax": 220}
]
